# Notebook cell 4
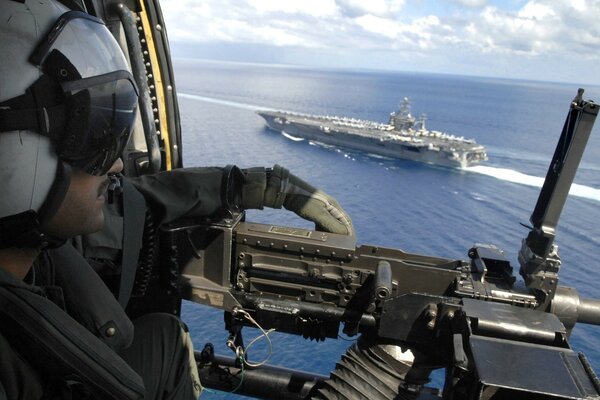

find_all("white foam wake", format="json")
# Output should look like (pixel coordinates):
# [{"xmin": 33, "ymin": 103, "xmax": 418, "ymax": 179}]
[
  {"xmin": 464, "ymin": 165, "xmax": 600, "ymax": 202},
  {"xmin": 281, "ymin": 131, "xmax": 304, "ymax": 141},
  {"xmin": 178, "ymin": 93, "xmax": 276, "ymax": 112}
]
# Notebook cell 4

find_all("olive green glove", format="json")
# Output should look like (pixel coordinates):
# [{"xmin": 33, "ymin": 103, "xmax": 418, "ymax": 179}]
[{"xmin": 241, "ymin": 165, "xmax": 353, "ymax": 236}]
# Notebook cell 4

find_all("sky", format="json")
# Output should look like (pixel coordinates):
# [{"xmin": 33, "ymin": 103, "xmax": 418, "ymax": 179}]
[{"xmin": 160, "ymin": 0, "xmax": 600, "ymax": 85}]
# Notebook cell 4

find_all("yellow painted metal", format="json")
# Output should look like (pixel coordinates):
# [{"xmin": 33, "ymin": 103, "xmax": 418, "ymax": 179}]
[{"xmin": 138, "ymin": 1, "xmax": 172, "ymax": 170}]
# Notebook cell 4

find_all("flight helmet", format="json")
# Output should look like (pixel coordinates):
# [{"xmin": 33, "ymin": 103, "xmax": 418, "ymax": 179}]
[{"xmin": 0, "ymin": 0, "xmax": 139, "ymax": 248}]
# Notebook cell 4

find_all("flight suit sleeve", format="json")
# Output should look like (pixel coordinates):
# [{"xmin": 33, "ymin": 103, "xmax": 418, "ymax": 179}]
[
  {"xmin": 80, "ymin": 167, "xmax": 236, "ymax": 303},
  {"xmin": 129, "ymin": 165, "xmax": 353, "ymax": 235},
  {"xmin": 128, "ymin": 166, "xmax": 231, "ymax": 225}
]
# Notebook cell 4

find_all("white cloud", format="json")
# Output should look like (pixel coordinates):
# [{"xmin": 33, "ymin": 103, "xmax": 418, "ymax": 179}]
[
  {"xmin": 451, "ymin": 0, "xmax": 487, "ymax": 7},
  {"xmin": 204, "ymin": 18, "xmax": 314, "ymax": 46},
  {"xmin": 337, "ymin": 0, "xmax": 405, "ymax": 17},
  {"xmin": 162, "ymin": 0, "xmax": 600, "ymax": 55},
  {"xmin": 162, "ymin": 0, "xmax": 334, "ymax": 47},
  {"xmin": 354, "ymin": 15, "xmax": 400, "ymax": 39},
  {"xmin": 247, "ymin": 0, "xmax": 339, "ymax": 18},
  {"xmin": 354, "ymin": 14, "xmax": 453, "ymax": 50},
  {"xmin": 518, "ymin": 2, "xmax": 556, "ymax": 19},
  {"xmin": 462, "ymin": 1, "xmax": 600, "ymax": 56},
  {"xmin": 570, "ymin": 0, "xmax": 587, "ymax": 12},
  {"xmin": 160, "ymin": 0, "xmax": 600, "ymax": 83}
]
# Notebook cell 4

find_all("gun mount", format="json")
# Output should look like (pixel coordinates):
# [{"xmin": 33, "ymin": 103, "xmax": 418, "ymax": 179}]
[{"xmin": 132, "ymin": 90, "xmax": 600, "ymax": 399}]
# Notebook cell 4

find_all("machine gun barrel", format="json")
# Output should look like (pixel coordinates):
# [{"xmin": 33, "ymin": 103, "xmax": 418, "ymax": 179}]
[
  {"xmin": 579, "ymin": 298, "xmax": 600, "ymax": 325},
  {"xmin": 374, "ymin": 261, "xmax": 392, "ymax": 300}
]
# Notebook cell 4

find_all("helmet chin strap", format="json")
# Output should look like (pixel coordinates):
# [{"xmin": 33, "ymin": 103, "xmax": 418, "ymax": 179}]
[{"xmin": 0, "ymin": 161, "xmax": 71, "ymax": 249}]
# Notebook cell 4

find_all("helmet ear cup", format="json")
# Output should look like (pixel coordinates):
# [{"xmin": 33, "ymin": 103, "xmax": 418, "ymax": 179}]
[
  {"xmin": 0, "ymin": 0, "xmax": 66, "ymax": 224},
  {"xmin": 0, "ymin": 132, "xmax": 59, "ymax": 219},
  {"xmin": 0, "ymin": 132, "xmax": 71, "ymax": 249}
]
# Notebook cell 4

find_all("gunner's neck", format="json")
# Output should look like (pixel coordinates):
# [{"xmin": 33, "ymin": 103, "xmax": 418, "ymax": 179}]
[{"xmin": 0, "ymin": 247, "xmax": 41, "ymax": 280}]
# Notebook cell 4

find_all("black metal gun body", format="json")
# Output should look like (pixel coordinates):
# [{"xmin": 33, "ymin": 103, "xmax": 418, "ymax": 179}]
[
  {"xmin": 159, "ymin": 214, "xmax": 600, "ymax": 398},
  {"xmin": 170, "ymin": 216, "xmax": 462, "ymax": 337}
]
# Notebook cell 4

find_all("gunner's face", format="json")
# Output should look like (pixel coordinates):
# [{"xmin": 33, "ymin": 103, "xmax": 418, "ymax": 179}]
[{"xmin": 42, "ymin": 158, "xmax": 124, "ymax": 239}]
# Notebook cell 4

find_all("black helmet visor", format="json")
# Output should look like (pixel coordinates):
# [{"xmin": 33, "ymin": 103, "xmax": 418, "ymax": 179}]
[{"xmin": 30, "ymin": 11, "xmax": 139, "ymax": 175}]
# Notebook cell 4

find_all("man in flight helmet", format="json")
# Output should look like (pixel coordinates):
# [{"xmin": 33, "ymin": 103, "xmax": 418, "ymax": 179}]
[{"xmin": 0, "ymin": 0, "xmax": 353, "ymax": 398}]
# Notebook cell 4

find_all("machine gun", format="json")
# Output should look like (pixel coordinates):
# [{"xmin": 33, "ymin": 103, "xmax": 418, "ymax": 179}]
[
  {"xmin": 136, "ymin": 90, "xmax": 600, "ymax": 399},
  {"xmin": 64, "ymin": 1, "xmax": 598, "ymax": 395},
  {"xmin": 3, "ymin": 0, "xmax": 591, "ymax": 396}
]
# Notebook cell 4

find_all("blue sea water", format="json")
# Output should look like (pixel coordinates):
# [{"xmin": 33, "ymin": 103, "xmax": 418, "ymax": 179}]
[{"xmin": 173, "ymin": 59, "xmax": 600, "ymax": 398}]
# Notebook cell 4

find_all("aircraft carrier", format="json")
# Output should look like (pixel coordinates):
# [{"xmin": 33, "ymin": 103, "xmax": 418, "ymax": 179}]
[{"xmin": 258, "ymin": 98, "xmax": 487, "ymax": 168}]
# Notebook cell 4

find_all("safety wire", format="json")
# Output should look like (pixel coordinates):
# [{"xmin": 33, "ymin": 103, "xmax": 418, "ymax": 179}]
[
  {"xmin": 204, "ymin": 308, "xmax": 275, "ymax": 395},
  {"xmin": 230, "ymin": 308, "xmax": 276, "ymax": 368}
]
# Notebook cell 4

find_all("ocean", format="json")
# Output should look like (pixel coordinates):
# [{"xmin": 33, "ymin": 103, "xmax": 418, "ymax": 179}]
[{"xmin": 173, "ymin": 59, "xmax": 600, "ymax": 398}]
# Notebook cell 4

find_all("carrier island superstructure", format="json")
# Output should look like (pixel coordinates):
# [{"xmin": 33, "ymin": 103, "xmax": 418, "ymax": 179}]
[{"xmin": 258, "ymin": 98, "xmax": 487, "ymax": 168}]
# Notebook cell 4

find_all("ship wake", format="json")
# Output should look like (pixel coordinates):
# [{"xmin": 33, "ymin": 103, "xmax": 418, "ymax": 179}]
[
  {"xmin": 464, "ymin": 165, "xmax": 600, "ymax": 202},
  {"xmin": 178, "ymin": 93, "xmax": 272, "ymax": 111},
  {"xmin": 281, "ymin": 131, "xmax": 305, "ymax": 141}
]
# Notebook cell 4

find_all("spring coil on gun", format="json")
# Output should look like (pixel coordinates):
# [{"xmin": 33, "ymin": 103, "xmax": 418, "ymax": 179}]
[{"xmin": 131, "ymin": 210, "xmax": 156, "ymax": 298}]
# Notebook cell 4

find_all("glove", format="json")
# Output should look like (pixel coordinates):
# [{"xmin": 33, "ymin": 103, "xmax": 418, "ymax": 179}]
[{"xmin": 241, "ymin": 165, "xmax": 353, "ymax": 236}]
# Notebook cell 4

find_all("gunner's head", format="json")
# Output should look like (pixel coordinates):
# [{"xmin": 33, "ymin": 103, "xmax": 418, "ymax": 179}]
[{"xmin": 0, "ymin": 0, "xmax": 139, "ymax": 249}]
